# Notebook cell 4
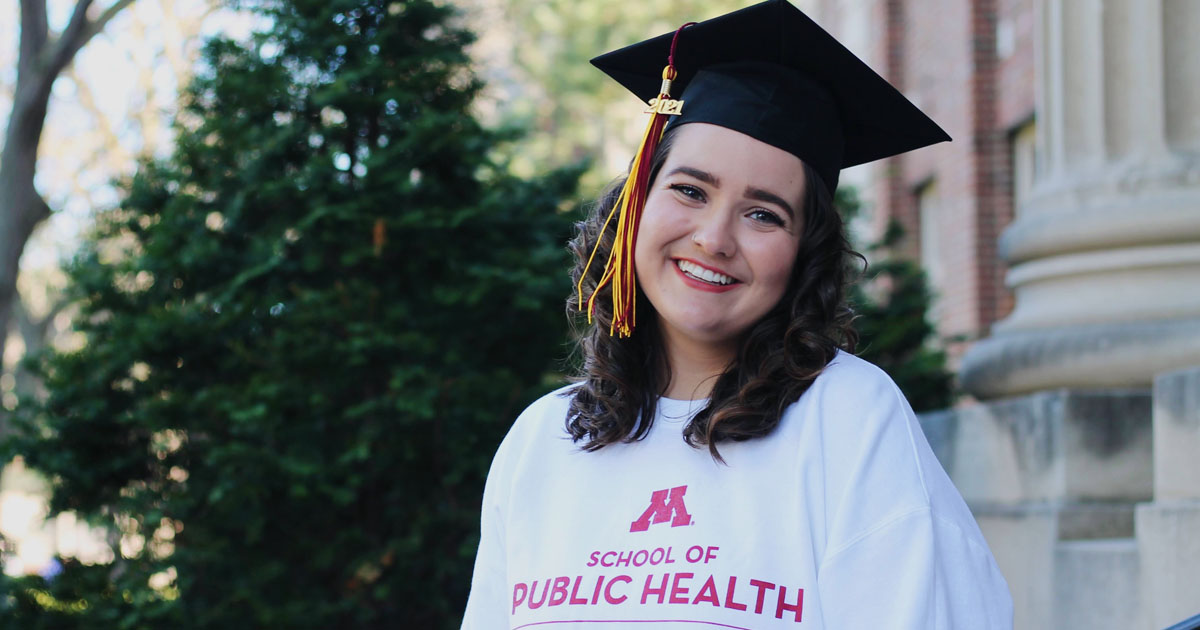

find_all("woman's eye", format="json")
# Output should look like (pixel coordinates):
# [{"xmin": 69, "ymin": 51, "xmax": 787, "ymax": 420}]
[
  {"xmin": 748, "ymin": 209, "xmax": 785, "ymax": 226},
  {"xmin": 670, "ymin": 184, "xmax": 705, "ymax": 201}
]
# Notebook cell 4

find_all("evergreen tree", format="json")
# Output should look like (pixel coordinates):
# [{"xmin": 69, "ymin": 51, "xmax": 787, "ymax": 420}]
[
  {"xmin": 837, "ymin": 188, "xmax": 954, "ymax": 412},
  {"xmin": 1, "ymin": 1, "xmax": 579, "ymax": 627}
]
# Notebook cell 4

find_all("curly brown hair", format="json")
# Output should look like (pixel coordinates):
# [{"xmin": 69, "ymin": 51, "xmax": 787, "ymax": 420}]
[{"xmin": 565, "ymin": 125, "xmax": 860, "ymax": 461}]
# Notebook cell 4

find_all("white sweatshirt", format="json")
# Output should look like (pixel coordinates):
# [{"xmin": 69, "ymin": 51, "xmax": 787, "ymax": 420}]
[{"xmin": 462, "ymin": 352, "xmax": 1013, "ymax": 629}]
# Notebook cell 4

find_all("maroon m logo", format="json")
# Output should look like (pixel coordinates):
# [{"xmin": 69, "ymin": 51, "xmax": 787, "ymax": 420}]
[{"xmin": 629, "ymin": 485, "xmax": 692, "ymax": 532}]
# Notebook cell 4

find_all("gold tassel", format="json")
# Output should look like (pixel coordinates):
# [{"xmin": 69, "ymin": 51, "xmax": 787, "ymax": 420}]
[{"xmin": 578, "ymin": 65, "xmax": 683, "ymax": 337}]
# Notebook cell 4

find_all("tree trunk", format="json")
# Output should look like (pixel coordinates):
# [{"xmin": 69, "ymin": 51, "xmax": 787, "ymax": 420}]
[{"xmin": 0, "ymin": 0, "xmax": 135, "ymax": 418}]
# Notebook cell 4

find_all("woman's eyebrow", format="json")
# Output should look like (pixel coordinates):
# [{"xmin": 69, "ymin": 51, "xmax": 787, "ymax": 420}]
[
  {"xmin": 745, "ymin": 186, "xmax": 796, "ymax": 220},
  {"xmin": 666, "ymin": 166, "xmax": 720, "ymax": 187}
]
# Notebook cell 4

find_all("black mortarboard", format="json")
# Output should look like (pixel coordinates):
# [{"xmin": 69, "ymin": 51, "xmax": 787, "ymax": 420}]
[{"xmin": 590, "ymin": 0, "xmax": 950, "ymax": 194}]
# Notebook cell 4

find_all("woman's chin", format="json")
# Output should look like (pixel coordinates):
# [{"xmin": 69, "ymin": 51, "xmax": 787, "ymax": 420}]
[{"xmin": 658, "ymin": 318, "xmax": 745, "ymax": 349}]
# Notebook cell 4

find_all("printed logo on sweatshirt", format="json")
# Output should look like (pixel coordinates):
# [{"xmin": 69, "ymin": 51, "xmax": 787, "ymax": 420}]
[
  {"xmin": 509, "ymin": 486, "xmax": 806, "ymax": 625},
  {"xmin": 630, "ymin": 485, "xmax": 693, "ymax": 532}
]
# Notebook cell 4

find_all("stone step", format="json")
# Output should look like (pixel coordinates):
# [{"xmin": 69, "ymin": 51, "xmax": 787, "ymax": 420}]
[{"xmin": 1053, "ymin": 538, "xmax": 1141, "ymax": 630}]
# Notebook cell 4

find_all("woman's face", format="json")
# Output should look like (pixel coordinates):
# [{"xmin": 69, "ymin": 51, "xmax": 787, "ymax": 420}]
[{"xmin": 634, "ymin": 123, "xmax": 806, "ymax": 353}]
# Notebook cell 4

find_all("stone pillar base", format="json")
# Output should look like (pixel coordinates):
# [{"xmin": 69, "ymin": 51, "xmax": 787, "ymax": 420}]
[
  {"xmin": 1136, "ymin": 500, "xmax": 1200, "ymax": 629},
  {"xmin": 918, "ymin": 389, "xmax": 1152, "ymax": 504},
  {"xmin": 959, "ymin": 318, "xmax": 1200, "ymax": 399},
  {"xmin": 918, "ymin": 386, "xmax": 1155, "ymax": 630}
]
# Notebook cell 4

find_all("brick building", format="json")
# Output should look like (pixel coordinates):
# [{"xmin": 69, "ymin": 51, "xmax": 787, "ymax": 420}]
[{"xmin": 810, "ymin": 0, "xmax": 1034, "ymax": 367}]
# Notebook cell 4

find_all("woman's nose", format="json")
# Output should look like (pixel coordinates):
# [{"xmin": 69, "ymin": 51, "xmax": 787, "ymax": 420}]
[{"xmin": 690, "ymin": 209, "xmax": 737, "ymax": 258}]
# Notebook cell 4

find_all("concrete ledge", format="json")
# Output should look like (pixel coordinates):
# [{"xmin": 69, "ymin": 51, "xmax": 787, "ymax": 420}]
[
  {"xmin": 918, "ymin": 389, "xmax": 1152, "ymax": 504},
  {"xmin": 958, "ymin": 318, "xmax": 1200, "ymax": 398}
]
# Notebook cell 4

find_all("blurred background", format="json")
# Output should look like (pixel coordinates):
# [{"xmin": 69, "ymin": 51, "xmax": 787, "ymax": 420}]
[{"xmin": 0, "ymin": 0, "xmax": 1197, "ymax": 628}]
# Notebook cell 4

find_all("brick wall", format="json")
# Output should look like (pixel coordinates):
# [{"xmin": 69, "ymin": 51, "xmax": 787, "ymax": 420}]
[
  {"xmin": 813, "ymin": 0, "xmax": 1034, "ymax": 366},
  {"xmin": 897, "ymin": 0, "xmax": 979, "ymax": 364}
]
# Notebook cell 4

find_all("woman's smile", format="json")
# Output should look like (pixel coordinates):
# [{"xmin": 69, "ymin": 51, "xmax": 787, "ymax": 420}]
[{"xmin": 673, "ymin": 258, "xmax": 741, "ymax": 291}]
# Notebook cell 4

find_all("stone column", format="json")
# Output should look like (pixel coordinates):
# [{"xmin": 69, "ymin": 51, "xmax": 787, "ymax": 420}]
[{"xmin": 960, "ymin": 0, "xmax": 1200, "ymax": 399}]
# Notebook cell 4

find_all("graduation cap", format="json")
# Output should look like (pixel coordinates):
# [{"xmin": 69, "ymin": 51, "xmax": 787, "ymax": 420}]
[{"xmin": 578, "ymin": 0, "xmax": 950, "ymax": 337}]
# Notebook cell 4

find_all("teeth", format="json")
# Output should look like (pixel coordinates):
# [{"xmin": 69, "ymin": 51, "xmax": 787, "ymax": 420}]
[{"xmin": 677, "ymin": 260, "xmax": 735, "ymax": 285}]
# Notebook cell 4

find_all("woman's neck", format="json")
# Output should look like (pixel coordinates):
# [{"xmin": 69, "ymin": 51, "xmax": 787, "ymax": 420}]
[{"xmin": 658, "ymin": 327, "xmax": 737, "ymax": 400}]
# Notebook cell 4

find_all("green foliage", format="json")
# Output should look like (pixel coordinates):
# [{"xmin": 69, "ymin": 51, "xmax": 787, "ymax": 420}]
[
  {"xmin": 0, "ymin": 563, "xmax": 151, "ymax": 628},
  {"xmin": 483, "ymin": 0, "xmax": 746, "ymax": 188},
  {"xmin": 836, "ymin": 188, "xmax": 954, "ymax": 412},
  {"xmin": 2, "ymin": 1, "xmax": 579, "ymax": 627}
]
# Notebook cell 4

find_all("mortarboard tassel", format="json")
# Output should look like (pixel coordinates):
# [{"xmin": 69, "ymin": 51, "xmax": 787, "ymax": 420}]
[{"xmin": 578, "ymin": 23, "xmax": 694, "ymax": 337}]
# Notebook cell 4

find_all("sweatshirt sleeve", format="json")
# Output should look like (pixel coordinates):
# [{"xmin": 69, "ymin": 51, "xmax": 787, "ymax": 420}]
[
  {"xmin": 460, "ymin": 386, "xmax": 578, "ymax": 629},
  {"xmin": 810, "ymin": 356, "xmax": 1013, "ymax": 629},
  {"xmin": 817, "ymin": 508, "xmax": 1013, "ymax": 629},
  {"xmin": 460, "ymin": 438, "xmax": 513, "ymax": 629}
]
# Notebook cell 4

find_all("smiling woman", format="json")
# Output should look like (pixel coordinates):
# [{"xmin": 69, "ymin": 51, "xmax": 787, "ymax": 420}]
[{"xmin": 462, "ymin": 2, "xmax": 1014, "ymax": 629}]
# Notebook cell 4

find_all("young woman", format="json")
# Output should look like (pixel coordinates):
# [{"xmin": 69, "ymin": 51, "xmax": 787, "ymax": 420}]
[{"xmin": 463, "ymin": 2, "xmax": 1013, "ymax": 628}]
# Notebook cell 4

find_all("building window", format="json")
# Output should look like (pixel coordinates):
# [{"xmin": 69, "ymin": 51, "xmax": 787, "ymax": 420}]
[
  {"xmin": 1011, "ymin": 118, "xmax": 1037, "ymax": 216},
  {"xmin": 916, "ymin": 178, "xmax": 945, "ymax": 332}
]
